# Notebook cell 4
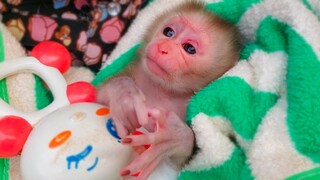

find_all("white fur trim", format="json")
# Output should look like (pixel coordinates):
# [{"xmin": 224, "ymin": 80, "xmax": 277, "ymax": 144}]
[
  {"xmin": 248, "ymin": 97, "xmax": 316, "ymax": 180},
  {"xmin": 184, "ymin": 113, "xmax": 235, "ymax": 171},
  {"xmin": 238, "ymin": 0, "xmax": 320, "ymax": 59}
]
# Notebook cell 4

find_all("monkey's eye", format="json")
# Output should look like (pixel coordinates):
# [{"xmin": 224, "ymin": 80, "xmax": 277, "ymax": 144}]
[
  {"xmin": 183, "ymin": 43, "xmax": 196, "ymax": 54},
  {"xmin": 163, "ymin": 27, "xmax": 175, "ymax": 37}
]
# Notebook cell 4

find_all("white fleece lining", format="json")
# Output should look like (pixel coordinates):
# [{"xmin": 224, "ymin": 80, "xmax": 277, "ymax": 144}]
[
  {"xmin": 238, "ymin": 0, "xmax": 320, "ymax": 59},
  {"xmin": 224, "ymin": 51, "xmax": 287, "ymax": 94},
  {"xmin": 248, "ymin": 51, "xmax": 287, "ymax": 93},
  {"xmin": 0, "ymin": 24, "xmax": 36, "ymax": 113},
  {"xmin": 308, "ymin": 0, "xmax": 320, "ymax": 17},
  {"xmin": 184, "ymin": 113, "xmax": 235, "ymax": 171},
  {"xmin": 248, "ymin": 97, "xmax": 316, "ymax": 180}
]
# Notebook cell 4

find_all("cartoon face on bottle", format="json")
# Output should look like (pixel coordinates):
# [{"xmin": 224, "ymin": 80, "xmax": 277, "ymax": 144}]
[{"xmin": 20, "ymin": 103, "xmax": 133, "ymax": 180}]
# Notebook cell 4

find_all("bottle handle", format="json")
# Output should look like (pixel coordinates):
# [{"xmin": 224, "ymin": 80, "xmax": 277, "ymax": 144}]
[{"xmin": 0, "ymin": 57, "xmax": 70, "ymax": 125}]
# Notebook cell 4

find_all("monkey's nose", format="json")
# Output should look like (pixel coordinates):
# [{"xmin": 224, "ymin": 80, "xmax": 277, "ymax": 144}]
[{"xmin": 161, "ymin": 50, "xmax": 168, "ymax": 54}]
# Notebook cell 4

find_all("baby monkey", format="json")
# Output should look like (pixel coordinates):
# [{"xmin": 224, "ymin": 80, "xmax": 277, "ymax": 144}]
[{"xmin": 97, "ymin": 1, "xmax": 240, "ymax": 179}]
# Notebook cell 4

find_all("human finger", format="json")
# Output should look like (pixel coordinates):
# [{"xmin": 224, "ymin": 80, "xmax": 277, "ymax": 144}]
[
  {"xmin": 120, "ymin": 145, "xmax": 167, "ymax": 177},
  {"xmin": 136, "ymin": 155, "xmax": 163, "ymax": 180}
]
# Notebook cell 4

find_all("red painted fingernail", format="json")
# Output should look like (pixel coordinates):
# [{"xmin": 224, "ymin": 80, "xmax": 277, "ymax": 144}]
[
  {"xmin": 122, "ymin": 138, "xmax": 132, "ymax": 144},
  {"xmin": 132, "ymin": 171, "xmax": 141, "ymax": 177},
  {"xmin": 120, "ymin": 169, "xmax": 131, "ymax": 176},
  {"xmin": 133, "ymin": 130, "xmax": 143, "ymax": 135}
]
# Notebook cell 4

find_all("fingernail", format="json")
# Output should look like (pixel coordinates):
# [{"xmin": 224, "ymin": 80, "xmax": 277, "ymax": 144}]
[
  {"xmin": 122, "ymin": 138, "xmax": 132, "ymax": 144},
  {"xmin": 132, "ymin": 171, "xmax": 141, "ymax": 177},
  {"xmin": 132, "ymin": 130, "xmax": 143, "ymax": 135},
  {"xmin": 120, "ymin": 169, "xmax": 131, "ymax": 176}
]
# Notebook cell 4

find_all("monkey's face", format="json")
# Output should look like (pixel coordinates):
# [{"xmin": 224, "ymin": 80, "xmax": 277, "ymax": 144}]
[{"xmin": 142, "ymin": 13, "xmax": 224, "ymax": 92}]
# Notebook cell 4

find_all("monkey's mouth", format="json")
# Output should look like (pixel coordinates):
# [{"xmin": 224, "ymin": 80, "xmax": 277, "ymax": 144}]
[{"xmin": 146, "ymin": 57, "xmax": 169, "ymax": 77}]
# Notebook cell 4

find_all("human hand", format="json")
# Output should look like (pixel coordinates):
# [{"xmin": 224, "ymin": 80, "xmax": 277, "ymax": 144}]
[{"xmin": 120, "ymin": 109, "xmax": 195, "ymax": 179}]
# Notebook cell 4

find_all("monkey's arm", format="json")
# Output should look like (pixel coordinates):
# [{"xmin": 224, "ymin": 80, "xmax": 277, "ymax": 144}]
[{"xmin": 97, "ymin": 76, "xmax": 148, "ymax": 138}]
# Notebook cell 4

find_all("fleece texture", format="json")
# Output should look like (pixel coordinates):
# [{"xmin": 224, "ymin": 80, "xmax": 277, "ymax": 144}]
[
  {"xmin": 92, "ymin": 0, "xmax": 320, "ymax": 179},
  {"xmin": 0, "ymin": 22, "xmax": 28, "ymax": 180}
]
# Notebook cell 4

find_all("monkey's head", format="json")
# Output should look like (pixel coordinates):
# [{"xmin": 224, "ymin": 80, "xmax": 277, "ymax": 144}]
[{"xmin": 140, "ymin": 1, "xmax": 241, "ymax": 94}]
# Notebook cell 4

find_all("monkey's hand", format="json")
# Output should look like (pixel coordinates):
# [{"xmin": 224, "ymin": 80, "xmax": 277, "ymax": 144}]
[
  {"xmin": 120, "ymin": 109, "xmax": 195, "ymax": 180},
  {"xmin": 97, "ymin": 76, "xmax": 148, "ymax": 138}
]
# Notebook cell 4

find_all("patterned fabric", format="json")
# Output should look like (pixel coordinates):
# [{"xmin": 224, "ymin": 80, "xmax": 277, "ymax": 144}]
[
  {"xmin": 92, "ymin": 0, "xmax": 320, "ymax": 179},
  {"xmin": 0, "ymin": 0, "xmax": 149, "ymax": 73}
]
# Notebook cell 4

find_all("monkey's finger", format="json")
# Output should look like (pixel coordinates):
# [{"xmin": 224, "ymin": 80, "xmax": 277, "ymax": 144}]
[
  {"xmin": 134, "ymin": 98, "xmax": 148, "ymax": 126},
  {"xmin": 117, "ymin": 124, "xmax": 129, "ymax": 138},
  {"xmin": 126, "ymin": 113, "xmax": 140, "ymax": 131},
  {"xmin": 122, "ymin": 132, "xmax": 165, "ymax": 146},
  {"xmin": 110, "ymin": 107, "xmax": 130, "ymax": 138},
  {"xmin": 112, "ymin": 118, "xmax": 129, "ymax": 138},
  {"xmin": 116, "ymin": 103, "xmax": 138, "ymax": 134},
  {"xmin": 136, "ymin": 155, "xmax": 163, "ymax": 180},
  {"xmin": 124, "ymin": 106, "xmax": 140, "ymax": 132},
  {"xmin": 148, "ymin": 108, "xmax": 167, "ymax": 130},
  {"xmin": 121, "ymin": 145, "xmax": 166, "ymax": 177}
]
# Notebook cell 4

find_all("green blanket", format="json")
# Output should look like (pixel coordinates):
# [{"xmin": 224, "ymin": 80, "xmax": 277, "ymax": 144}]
[{"xmin": 92, "ymin": 0, "xmax": 320, "ymax": 179}]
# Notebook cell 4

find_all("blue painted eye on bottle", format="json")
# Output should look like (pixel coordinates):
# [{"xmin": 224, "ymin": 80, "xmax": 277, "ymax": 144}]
[{"xmin": 106, "ymin": 119, "xmax": 121, "ymax": 142}]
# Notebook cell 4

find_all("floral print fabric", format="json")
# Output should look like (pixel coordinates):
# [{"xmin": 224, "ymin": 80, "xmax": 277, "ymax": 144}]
[{"xmin": 0, "ymin": 0, "xmax": 148, "ymax": 73}]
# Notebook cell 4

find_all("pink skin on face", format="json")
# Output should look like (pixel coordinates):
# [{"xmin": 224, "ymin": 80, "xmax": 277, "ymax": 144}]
[{"xmin": 145, "ymin": 14, "xmax": 215, "ymax": 81}]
